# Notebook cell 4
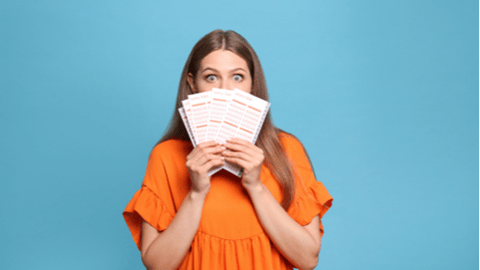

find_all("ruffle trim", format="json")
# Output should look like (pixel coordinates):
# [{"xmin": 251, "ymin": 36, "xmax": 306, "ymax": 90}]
[
  {"xmin": 122, "ymin": 185, "xmax": 174, "ymax": 250},
  {"xmin": 178, "ymin": 230, "xmax": 292, "ymax": 270},
  {"xmin": 288, "ymin": 178, "xmax": 333, "ymax": 236}
]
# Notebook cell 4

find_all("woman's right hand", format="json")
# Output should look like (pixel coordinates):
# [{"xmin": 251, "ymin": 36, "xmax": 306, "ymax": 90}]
[{"xmin": 186, "ymin": 141, "xmax": 224, "ymax": 195}]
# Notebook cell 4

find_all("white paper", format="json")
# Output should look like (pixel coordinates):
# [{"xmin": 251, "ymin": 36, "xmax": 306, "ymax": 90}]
[
  {"xmin": 188, "ymin": 92, "xmax": 212, "ymax": 144},
  {"xmin": 178, "ymin": 88, "xmax": 270, "ymax": 177}
]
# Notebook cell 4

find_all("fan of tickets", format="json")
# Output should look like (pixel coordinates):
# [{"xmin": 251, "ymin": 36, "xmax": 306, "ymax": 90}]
[{"xmin": 179, "ymin": 88, "xmax": 270, "ymax": 176}]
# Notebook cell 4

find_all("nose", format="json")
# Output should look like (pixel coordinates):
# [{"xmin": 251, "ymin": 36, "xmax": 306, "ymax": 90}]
[{"xmin": 219, "ymin": 79, "xmax": 234, "ymax": 90}]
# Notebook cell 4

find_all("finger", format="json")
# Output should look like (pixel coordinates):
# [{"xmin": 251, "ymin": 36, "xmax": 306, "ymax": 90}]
[
  {"xmin": 188, "ymin": 143, "xmax": 224, "ymax": 160},
  {"xmin": 199, "ymin": 156, "xmax": 225, "ymax": 172},
  {"xmin": 222, "ymin": 149, "xmax": 252, "ymax": 161},
  {"xmin": 225, "ymin": 138, "xmax": 251, "ymax": 147},
  {"xmin": 198, "ymin": 140, "xmax": 221, "ymax": 148},
  {"xmin": 199, "ymin": 145, "xmax": 224, "ymax": 155},
  {"xmin": 224, "ymin": 149, "xmax": 264, "ymax": 170},
  {"xmin": 196, "ymin": 153, "xmax": 224, "ymax": 167},
  {"xmin": 223, "ymin": 141, "xmax": 255, "ymax": 154},
  {"xmin": 227, "ymin": 138, "xmax": 249, "ymax": 143},
  {"xmin": 188, "ymin": 141, "xmax": 218, "ymax": 157},
  {"xmin": 223, "ymin": 156, "xmax": 249, "ymax": 169},
  {"xmin": 187, "ymin": 153, "xmax": 223, "ymax": 174},
  {"xmin": 223, "ymin": 144, "xmax": 258, "ymax": 162},
  {"xmin": 225, "ymin": 139, "xmax": 262, "ymax": 154},
  {"xmin": 222, "ymin": 150, "xmax": 264, "ymax": 168}
]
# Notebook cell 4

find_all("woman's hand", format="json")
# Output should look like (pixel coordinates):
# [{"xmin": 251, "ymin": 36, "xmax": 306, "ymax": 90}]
[
  {"xmin": 223, "ymin": 138, "xmax": 264, "ymax": 191},
  {"xmin": 186, "ymin": 141, "xmax": 224, "ymax": 195}
]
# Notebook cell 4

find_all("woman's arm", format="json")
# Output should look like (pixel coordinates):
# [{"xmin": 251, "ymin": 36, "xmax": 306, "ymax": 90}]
[
  {"xmin": 245, "ymin": 183, "xmax": 321, "ymax": 270},
  {"xmin": 141, "ymin": 141, "xmax": 224, "ymax": 270},
  {"xmin": 223, "ymin": 139, "xmax": 321, "ymax": 270},
  {"xmin": 141, "ymin": 190, "xmax": 207, "ymax": 270}
]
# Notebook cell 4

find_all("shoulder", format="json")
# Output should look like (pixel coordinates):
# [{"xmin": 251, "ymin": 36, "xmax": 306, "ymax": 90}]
[
  {"xmin": 277, "ymin": 131, "xmax": 312, "ymax": 169},
  {"xmin": 143, "ymin": 139, "xmax": 192, "ymax": 189},
  {"xmin": 277, "ymin": 131, "xmax": 305, "ymax": 152},
  {"xmin": 151, "ymin": 139, "xmax": 192, "ymax": 155},
  {"xmin": 149, "ymin": 139, "xmax": 193, "ymax": 161}
]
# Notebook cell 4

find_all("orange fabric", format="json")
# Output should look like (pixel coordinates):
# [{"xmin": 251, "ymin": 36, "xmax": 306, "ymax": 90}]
[{"xmin": 123, "ymin": 134, "xmax": 333, "ymax": 270}]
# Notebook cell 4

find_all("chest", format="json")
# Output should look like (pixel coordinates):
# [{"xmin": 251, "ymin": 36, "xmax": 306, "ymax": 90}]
[{"xmin": 172, "ymin": 168, "xmax": 282, "ymax": 240}]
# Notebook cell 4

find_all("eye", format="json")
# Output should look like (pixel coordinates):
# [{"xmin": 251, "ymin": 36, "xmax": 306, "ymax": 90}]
[
  {"xmin": 206, "ymin": 75, "xmax": 217, "ymax": 82},
  {"xmin": 233, "ymin": 74, "xmax": 243, "ymax": 82}
]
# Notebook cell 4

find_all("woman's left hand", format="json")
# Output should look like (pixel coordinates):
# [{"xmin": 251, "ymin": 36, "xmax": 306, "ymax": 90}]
[{"xmin": 223, "ymin": 138, "xmax": 264, "ymax": 190}]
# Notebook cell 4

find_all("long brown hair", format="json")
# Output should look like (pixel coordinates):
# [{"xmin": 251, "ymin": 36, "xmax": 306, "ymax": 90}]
[{"xmin": 158, "ymin": 30, "xmax": 295, "ymax": 209}]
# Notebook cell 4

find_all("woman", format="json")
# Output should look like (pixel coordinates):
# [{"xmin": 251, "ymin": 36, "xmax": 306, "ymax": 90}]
[{"xmin": 123, "ymin": 30, "xmax": 333, "ymax": 270}]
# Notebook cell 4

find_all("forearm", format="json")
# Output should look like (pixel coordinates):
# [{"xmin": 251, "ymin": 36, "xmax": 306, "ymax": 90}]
[
  {"xmin": 246, "ymin": 183, "xmax": 320, "ymax": 270},
  {"xmin": 142, "ymin": 190, "xmax": 207, "ymax": 270}
]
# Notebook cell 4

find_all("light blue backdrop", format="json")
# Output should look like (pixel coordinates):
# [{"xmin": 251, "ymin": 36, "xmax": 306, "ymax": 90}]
[{"xmin": 1, "ymin": 1, "xmax": 477, "ymax": 269}]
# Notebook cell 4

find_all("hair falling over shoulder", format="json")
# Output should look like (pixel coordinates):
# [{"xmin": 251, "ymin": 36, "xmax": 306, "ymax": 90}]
[{"xmin": 158, "ymin": 29, "xmax": 296, "ymax": 210}]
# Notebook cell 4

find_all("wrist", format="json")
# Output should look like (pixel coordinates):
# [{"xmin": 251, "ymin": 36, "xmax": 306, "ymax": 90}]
[
  {"xmin": 243, "ymin": 181, "xmax": 265, "ymax": 196},
  {"xmin": 189, "ymin": 188, "xmax": 209, "ymax": 202}
]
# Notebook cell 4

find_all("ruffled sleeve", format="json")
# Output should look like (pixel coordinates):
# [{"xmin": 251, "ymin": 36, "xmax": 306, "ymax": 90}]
[
  {"xmin": 281, "ymin": 134, "xmax": 333, "ymax": 237},
  {"xmin": 123, "ymin": 145, "xmax": 177, "ymax": 250}
]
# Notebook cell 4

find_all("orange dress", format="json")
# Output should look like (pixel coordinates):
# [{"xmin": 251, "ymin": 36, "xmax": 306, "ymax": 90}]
[{"xmin": 123, "ymin": 134, "xmax": 333, "ymax": 270}]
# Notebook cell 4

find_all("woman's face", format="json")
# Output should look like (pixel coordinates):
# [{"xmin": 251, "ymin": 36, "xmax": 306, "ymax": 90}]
[{"xmin": 188, "ymin": 49, "xmax": 252, "ymax": 94}]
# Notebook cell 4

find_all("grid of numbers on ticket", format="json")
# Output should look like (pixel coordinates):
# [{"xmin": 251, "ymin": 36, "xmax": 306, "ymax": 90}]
[{"xmin": 179, "ymin": 88, "xmax": 270, "ymax": 176}]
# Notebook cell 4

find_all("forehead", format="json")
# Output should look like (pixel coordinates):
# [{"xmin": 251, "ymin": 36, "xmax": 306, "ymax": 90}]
[{"xmin": 200, "ymin": 50, "xmax": 249, "ymax": 71}]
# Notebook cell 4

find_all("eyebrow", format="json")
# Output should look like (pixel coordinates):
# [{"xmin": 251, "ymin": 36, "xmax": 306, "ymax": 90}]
[{"xmin": 201, "ymin": 67, "xmax": 247, "ymax": 73}]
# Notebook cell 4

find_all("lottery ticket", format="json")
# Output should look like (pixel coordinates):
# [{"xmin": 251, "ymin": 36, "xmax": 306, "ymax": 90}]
[{"xmin": 179, "ymin": 88, "xmax": 270, "ymax": 176}]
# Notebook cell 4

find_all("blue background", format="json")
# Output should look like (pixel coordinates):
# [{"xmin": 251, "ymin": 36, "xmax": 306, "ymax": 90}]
[{"xmin": 1, "ymin": 1, "xmax": 478, "ymax": 269}]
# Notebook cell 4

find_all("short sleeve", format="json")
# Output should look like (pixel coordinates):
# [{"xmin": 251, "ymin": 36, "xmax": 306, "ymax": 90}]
[
  {"xmin": 123, "ymin": 146, "xmax": 176, "ymax": 250},
  {"xmin": 282, "ymin": 135, "xmax": 333, "ymax": 237}
]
